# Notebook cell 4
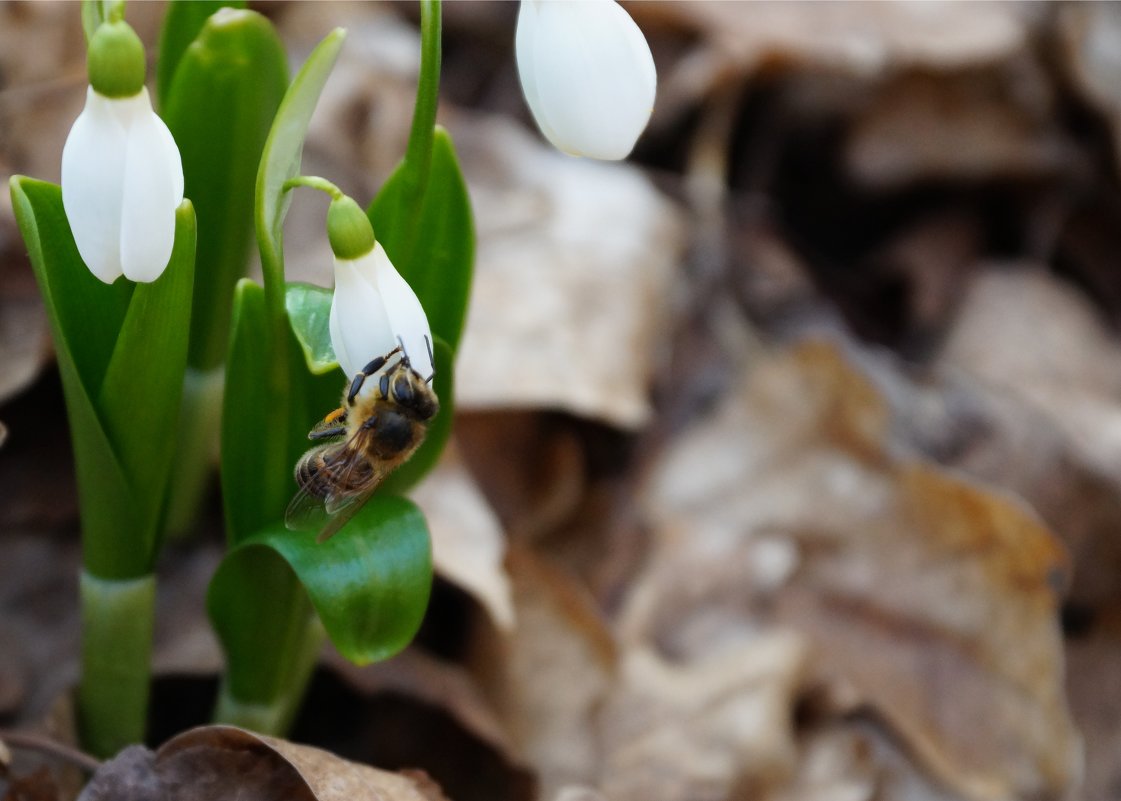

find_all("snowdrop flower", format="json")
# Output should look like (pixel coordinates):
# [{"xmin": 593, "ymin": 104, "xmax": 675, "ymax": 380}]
[
  {"xmin": 516, "ymin": 0, "xmax": 656, "ymax": 160},
  {"xmin": 62, "ymin": 19, "xmax": 184, "ymax": 284},
  {"xmin": 326, "ymin": 195, "xmax": 434, "ymax": 381}
]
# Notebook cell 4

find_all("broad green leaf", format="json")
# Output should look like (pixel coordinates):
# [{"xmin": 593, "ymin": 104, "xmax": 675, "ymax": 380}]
[
  {"xmin": 221, "ymin": 280, "xmax": 291, "ymax": 544},
  {"xmin": 256, "ymin": 28, "xmax": 345, "ymax": 302},
  {"xmin": 369, "ymin": 127, "xmax": 473, "ymax": 353},
  {"xmin": 11, "ymin": 178, "xmax": 195, "ymax": 578},
  {"xmin": 156, "ymin": 0, "xmax": 246, "ymax": 109},
  {"xmin": 163, "ymin": 7, "xmax": 287, "ymax": 370},
  {"xmin": 209, "ymin": 496, "xmax": 432, "ymax": 684},
  {"xmin": 378, "ymin": 338, "xmax": 454, "ymax": 495},
  {"xmin": 8, "ymin": 179, "xmax": 133, "ymax": 399},
  {"xmin": 98, "ymin": 200, "xmax": 197, "ymax": 547},
  {"xmin": 285, "ymin": 282, "xmax": 336, "ymax": 374}
]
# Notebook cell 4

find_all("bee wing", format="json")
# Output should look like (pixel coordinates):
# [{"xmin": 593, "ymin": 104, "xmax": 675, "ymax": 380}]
[{"xmin": 314, "ymin": 427, "xmax": 391, "ymax": 543}]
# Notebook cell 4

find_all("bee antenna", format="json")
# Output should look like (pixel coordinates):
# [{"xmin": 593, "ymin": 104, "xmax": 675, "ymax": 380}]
[
  {"xmin": 396, "ymin": 335, "xmax": 411, "ymax": 367},
  {"xmin": 424, "ymin": 335, "xmax": 436, "ymax": 383}
]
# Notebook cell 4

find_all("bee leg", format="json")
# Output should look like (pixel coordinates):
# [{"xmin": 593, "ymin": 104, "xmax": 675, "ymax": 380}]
[
  {"xmin": 309, "ymin": 426, "xmax": 347, "ymax": 440},
  {"xmin": 346, "ymin": 346, "xmax": 403, "ymax": 405},
  {"xmin": 360, "ymin": 412, "xmax": 379, "ymax": 431}
]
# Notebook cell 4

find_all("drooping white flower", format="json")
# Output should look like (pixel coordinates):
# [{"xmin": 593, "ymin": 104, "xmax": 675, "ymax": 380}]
[
  {"xmin": 61, "ymin": 20, "xmax": 184, "ymax": 284},
  {"xmin": 329, "ymin": 240, "xmax": 434, "ymax": 382},
  {"xmin": 516, "ymin": 0, "xmax": 657, "ymax": 160}
]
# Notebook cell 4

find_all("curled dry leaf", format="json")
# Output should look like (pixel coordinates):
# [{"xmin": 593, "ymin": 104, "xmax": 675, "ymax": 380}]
[
  {"xmin": 484, "ymin": 548, "xmax": 616, "ymax": 801},
  {"xmin": 81, "ymin": 726, "xmax": 451, "ymax": 801},
  {"xmin": 598, "ymin": 635, "xmax": 807, "ymax": 801},
  {"xmin": 411, "ymin": 443, "xmax": 515, "ymax": 631},
  {"xmin": 844, "ymin": 63, "xmax": 1074, "ymax": 189},
  {"xmin": 634, "ymin": 2, "xmax": 1035, "ymax": 125},
  {"xmin": 934, "ymin": 267, "xmax": 1121, "ymax": 606},
  {"xmin": 453, "ymin": 115, "xmax": 686, "ymax": 429},
  {"xmin": 627, "ymin": 340, "xmax": 1080, "ymax": 801},
  {"xmin": 1059, "ymin": 3, "xmax": 1121, "ymax": 180}
]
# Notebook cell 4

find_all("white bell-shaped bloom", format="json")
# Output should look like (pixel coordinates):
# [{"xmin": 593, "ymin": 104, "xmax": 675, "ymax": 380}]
[
  {"xmin": 516, "ymin": 0, "xmax": 656, "ymax": 160},
  {"xmin": 329, "ymin": 242, "xmax": 435, "ymax": 382},
  {"xmin": 61, "ymin": 86, "xmax": 184, "ymax": 283}
]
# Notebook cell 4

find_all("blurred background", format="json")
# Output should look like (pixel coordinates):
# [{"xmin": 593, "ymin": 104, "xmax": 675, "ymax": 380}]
[{"xmin": 1, "ymin": 2, "xmax": 1118, "ymax": 800}]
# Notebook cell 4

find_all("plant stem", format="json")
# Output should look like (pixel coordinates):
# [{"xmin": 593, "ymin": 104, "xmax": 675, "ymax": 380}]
[
  {"xmin": 78, "ymin": 572, "xmax": 155, "ymax": 758},
  {"xmin": 165, "ymin": 366, "xmax": 224, "ymax": 539},
  {"xmin": 212, "ymin": 612, "xmax": 325, "ymax": 735}
]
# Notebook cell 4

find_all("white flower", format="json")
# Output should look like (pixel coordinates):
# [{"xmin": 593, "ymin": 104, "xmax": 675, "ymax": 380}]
[
  {"xmin": 61, "ymin": 86, "xmax": 184, "ymax": 284},
  {"xmin": 515, "ymin": 0, "xmax": 656, "ymax": 160},
  {"xmin": 329, "ymin": 242, "xmax": 434, "ymax": 381}
]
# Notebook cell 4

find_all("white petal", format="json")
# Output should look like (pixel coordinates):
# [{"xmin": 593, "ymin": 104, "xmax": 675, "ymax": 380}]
[
  {"xmin": 119, "ymin": 89, "xmax": 184, "ymax": 282},
  {"xmin": 516, "ymin": 0, "xmax": 656, "ymax": 160},
  {"xmin": 371, "ymin": 243, "xmax": 434, "ymax": 380},
  {"xmin": 61, "ymin": 87, "xmax": 127, "ymax": 283},
  {"xmin": 330, "ymin": 250, "xmax": 397, "ymax": 379}
]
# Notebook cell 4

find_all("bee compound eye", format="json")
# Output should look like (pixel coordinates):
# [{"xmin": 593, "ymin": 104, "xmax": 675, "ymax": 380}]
[{"xmin": 392, "ymin": 378, "xmax": 415, "ymax": 406}]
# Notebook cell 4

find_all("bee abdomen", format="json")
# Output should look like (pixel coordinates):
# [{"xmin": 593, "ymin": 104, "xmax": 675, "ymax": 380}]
[{"xmin": 295, "ymin": 449, "xmax": 335, "ymax": 498}]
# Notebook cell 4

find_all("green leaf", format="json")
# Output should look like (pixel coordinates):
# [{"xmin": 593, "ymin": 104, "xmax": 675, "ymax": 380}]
[
  {"xmin": 162, "ymin": 7, "xmax": 286, "ymax": 370},
  {"xmin": 81, "ymin": 0, "xmax": 122, "ymax": 45},
  {"xmin": 369, "ymin": 127, "xmax": 474, "ymax": 353},
  {"xmin": 256, "ymin": 28, "xmax": 345, "ymax": 312},
  {"xmin": 98, "ymin": 201, "xmax": 197, "ymax": 547},
  {"xmin": 11, "ymin": 178, "xmax": 196, "ymax": 577},
  {"xmin": 378, "ymin": 338, "xmax": 454, "ymax": 495},
  {"xmin": 208, "ymin": 496, "xmax": 432, "ymax": 696},
  {"xmin": 285, "ymin": 282, "xmax": 336, "ymax": 374},
  {"xmin": 221, "ymin": 280, "xmax": 291, "ymax": 544},
  {"xmin": 156, "ymin": 0, "xmax": 246, "ymax": 109}
]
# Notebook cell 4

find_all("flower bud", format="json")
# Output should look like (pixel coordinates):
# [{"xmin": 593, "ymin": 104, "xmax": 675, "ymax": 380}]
[
  {"xmin": 516, "ymin": 0, "xmax": 656, "ymax": 160},
  {"xmin": 87, "ymin": 20, "xmax": 146, "ymax": 99},
  {"xmin": 326, "ymin": 195, "xmax": 376, "ymax": 261}
]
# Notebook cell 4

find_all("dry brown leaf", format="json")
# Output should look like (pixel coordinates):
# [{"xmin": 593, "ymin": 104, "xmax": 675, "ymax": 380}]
[
  {"xmin": 411, "ymin": 443, "xmax": 514, "ymax": 631},
  {"xmin": 0, "ymin": 289, "xmax": 49, "ymax": 405},
  {"xmin": 598, "ymin": 635, "xmax": 806, "ymax": 801},
  {"xmin": 137, "ymin": 726, "xmax": 449, "ymax": 801},
  {"xmin": 844, "ymin": 64, "xmax": 1072, "ymax": 188},
  {"xmin": 627, "ymin": 340, "xmax": 1081, "ymax": 801},
  {"xmin": 933, "ymin": 267, "xmax": 1121, "ymax": 605},
  {"xmin": 1064, "ymin": 605, "xmax": 1121, "ymax": 801},
  {"xmin": 483, "ymin": 549, "xmax": 616, "ymax": 801},
  {"xmin": 1059, "ymin": 3, "xmax": 1121, "ymax": 178},
  {"xmin": 764, "ymin": 719, "xmax": 964, "ymax": 801},
  {"xmin": 636, "ymin": 2, "xmax": 1037, "ymax": 125},
  {"xmin": 452, "ymin": 115, "xmax": 685, "ymax": 429}
]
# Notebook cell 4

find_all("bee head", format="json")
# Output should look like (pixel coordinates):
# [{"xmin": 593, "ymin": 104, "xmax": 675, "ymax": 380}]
[{"xmin": 389, "ymin": 366, "xmax": 439, "ymax": 421}]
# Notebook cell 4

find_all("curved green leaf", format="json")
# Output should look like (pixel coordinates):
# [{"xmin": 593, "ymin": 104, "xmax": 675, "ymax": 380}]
[
  {"xmin": 255, "ymin": 28, "xmax": 345, "ymax": 313},
  {"xmin": 285, "ymin": 282, "xmax": 336, "ymax": 374},
  {"xmin": 11, "ymin": 177, "xmax": 195, "ymax": 577},
  {"xmin": 163, "ymin": 7, "xmax": 287, "ymax": 370},
  {"xmin": 369, "ymin": 127, "xmax": 474, "ymax": 353},
  {"xmin": 221, "ymin": 279, "xmax": 291, "ymax": 544},
  {"xmin": 156, "ymin": 0, "xmax": 246, "ymax": 109},
  {"xmin": 98, "ymin": 200, "xmax": 197, "ymax": 546},
  {"xmin": 209, "ymin": 496, "xmax": 432, "ymax": 688}
]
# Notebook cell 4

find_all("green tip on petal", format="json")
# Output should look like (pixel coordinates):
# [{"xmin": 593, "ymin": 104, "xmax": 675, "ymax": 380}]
[
  {"xmin": 327, "ymin": 195, "xmax": 376, "ymax": 261},
  {"xmin": 88, "ymin": 19, "xmax": 146, "ymax": 98}
]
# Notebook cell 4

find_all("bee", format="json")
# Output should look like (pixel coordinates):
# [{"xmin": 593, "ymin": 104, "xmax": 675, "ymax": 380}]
[{"xmin": 285, "ymin": 339, "xmax": 439, "ymax": 542}]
